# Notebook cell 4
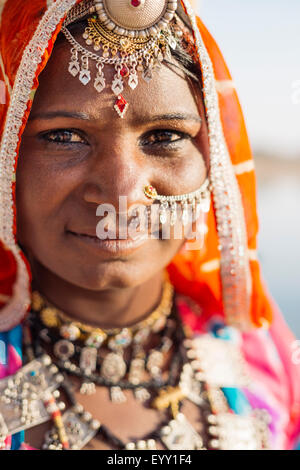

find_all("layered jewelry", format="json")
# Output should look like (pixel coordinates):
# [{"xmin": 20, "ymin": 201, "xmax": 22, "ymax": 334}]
[
  {"xmin": 30, "ymin": 272, "xmax": 175, "ymax": 401},
  {"xmin": 0, "ymin": 303, "xmax": 271, "ymax": 450},
  {"xmin": 62, "ymin": 0, "xmax": 180, "ymax": 117}
]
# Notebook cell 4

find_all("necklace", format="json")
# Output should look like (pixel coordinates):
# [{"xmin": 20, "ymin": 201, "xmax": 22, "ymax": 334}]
[
  {"xmin": 32, "ymin": 271, "xmax": 173, "ymax": 337},
  {"xmin": 29, "ymin": 273, "xmax": 175, "ymax": 400},
  {"xmin": 0, "ymin": 292, "xmax": 271, "ymax": 450}
]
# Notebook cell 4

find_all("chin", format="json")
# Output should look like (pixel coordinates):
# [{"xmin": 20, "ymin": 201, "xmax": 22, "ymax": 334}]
[
  {"xmin": 28, "ymin": 233, "xmax": 176, "ymax": 291},
  {"xmin": 49, "ymin": 253, "xmax": 156, "ymax": 291}
]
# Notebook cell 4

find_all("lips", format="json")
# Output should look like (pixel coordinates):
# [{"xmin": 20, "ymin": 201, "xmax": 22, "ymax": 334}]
[
  {"xmin": 66, "ymin": 206, "xmax": 161, "ymax": 255},
  {"xmin": 67, "ymin": 229, "xmax": 149, "ymax": 256}
]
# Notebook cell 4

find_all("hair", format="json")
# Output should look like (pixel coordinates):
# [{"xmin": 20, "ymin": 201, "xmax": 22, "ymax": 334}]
[{"xmin": 166, "ymin": 44, "xmax": 201, "ymax": 83}]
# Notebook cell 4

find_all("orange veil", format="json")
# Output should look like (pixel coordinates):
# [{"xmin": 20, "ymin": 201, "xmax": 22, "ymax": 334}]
[{"xmin": 0, "ymin": 0, "xmax": 273, "ymax": 332}]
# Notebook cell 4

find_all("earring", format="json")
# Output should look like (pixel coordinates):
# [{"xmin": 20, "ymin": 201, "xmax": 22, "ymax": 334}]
[{"xmin": 144, "ymin": 178, "xmax": 211, "ymax": 226}]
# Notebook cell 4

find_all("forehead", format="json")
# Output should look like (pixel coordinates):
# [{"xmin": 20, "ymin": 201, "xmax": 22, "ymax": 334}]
[{"xmin": 31, "ymin": 34, "xmax": 201, "ymax": 123}]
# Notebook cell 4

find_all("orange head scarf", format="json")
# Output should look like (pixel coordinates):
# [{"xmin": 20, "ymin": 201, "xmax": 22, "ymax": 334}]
[{"xmin": 0, "ymin": 0, "xmax": 273, "ymax": 332}]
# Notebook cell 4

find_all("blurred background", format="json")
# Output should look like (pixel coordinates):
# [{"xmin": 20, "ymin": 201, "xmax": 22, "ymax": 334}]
[{"xmin": 194, "ymin": 0, "xmax": 300, "ymax": 335}]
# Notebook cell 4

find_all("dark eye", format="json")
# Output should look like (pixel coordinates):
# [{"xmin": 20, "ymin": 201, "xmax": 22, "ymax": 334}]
[
  {"xmin": 140, "ymin": 130, "xmax": 189, "ymax": 148},
  {"xmin": 40, "ymin": 129, "xmax": 87, "ymax": 146}
]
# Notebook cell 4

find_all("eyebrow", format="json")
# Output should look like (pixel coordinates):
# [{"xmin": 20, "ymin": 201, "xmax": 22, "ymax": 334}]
[
  {"xmin": 28, "ymin": 110, "xmax": 91, "ymax": 121},
  {"xmin": 142, "ymin": 113, "xmax": 202, "ymax": 124},
  {"xmin": 28, "ymin": 110, "xmax": 202, "ymax": 124}
]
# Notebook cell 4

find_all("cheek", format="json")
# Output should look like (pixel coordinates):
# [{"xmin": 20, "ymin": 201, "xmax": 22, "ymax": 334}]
[
  {"xmin": 152, "ymin": 148, "xmax": 207, "ymax": 195},
  {"xmin": 16, "ymin": 140, "xmax": 79, "ymax": 238}
]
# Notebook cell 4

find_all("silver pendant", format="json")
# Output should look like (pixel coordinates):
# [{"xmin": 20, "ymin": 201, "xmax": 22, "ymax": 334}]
[
  {"xmin": 68, "ymin": 60, "xmax": 80, "ymax": 77},
  {"xmin": 134, "ymin": 387, "xmax": 151, "ymax": 402},
  {"xmin": 94, "ymin": 74, "xmax": 106, "ymax": 93},
  {"xmin": 181, "ymin": 202, "xmax": 190, "ymax": 226},
  {"xmin": 128, "ymin": 73, "xmax": 138, "ymax": 90},
  {"xmin": 79, "ymin": 347, "xmax": 97, "ymax": 395},
  {"xmin": 207, "ymin": 412, "xmax": 269, "ymax": 450},
  {"xmin": 79, "ymin": 69, "xmax": 91, "ymax": 86},
  {"xmin": 170, "ymin": 202, "xmax": 177, "ymax": 226},
  {"xmin": 159, "ymin": 201, "xmax": 169, "ymax": 225},
  {"xmin": 53, "ymin": 339, "xmax": 75, "ymax": 361},
  {"xmin": 110, "ymin": 386, "xmax": 127, "ymax": 404},
  {"xmin": 1, "ymin": 393, "xmax": 52, "ymax": 436},
  {"xmin": 147, "ymin": 350, "xmax": 163, "ymax": 377},
  {"xmin": 100, "ymin": 352, "xmax": 127, "ymax": 383},
  {"xmin": 111, "ymin": 76, "xmax": 124, "ymax": 95},
  {"xmin": 0, "ymin": 356, "xmax": 64, "ymax": 436},
  {"xmin": 128, "ymin": 357, "xmax": 144, "ymax": 386},
  {"xmin": 80, "ymin": 381, "xmax": 96, "ymax": 396},
  {"xmin": 43, "ymin": 406, "xmax": 100, "ymax": 450},
  {"xmin": 80, "ymin": 347, "xmax": 97, "ymax": 373},
  {"xmin": 160, "ymin": 413, "xmax": 204, "ymax": 450},
  {"xmin": 142, "ymin": 66, "xmax": 153, "ymax": 83}
]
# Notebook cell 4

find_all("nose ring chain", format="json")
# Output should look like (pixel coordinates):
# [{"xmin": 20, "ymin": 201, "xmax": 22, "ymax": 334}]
[{"xmin": 144, "ymin": 178, "xmax": 211, "ymax": 226}]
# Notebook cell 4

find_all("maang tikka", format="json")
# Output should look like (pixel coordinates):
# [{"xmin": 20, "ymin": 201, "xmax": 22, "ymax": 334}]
[{"xmin": 62, "ymin": 0, "xmax": 180, "ymax": 117}]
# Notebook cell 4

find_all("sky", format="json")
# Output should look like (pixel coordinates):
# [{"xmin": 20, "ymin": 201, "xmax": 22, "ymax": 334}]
[{"xmin": 195, "ymin": 0, "xmax": 300, "ymax": 159}]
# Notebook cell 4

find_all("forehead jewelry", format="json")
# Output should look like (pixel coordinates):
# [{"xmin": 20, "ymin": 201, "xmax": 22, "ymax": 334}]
[
  {"xmin": 62, "ymin": 0, "xmax": 179, "ymax": 118},
  {"xmin": 144, "ymin": 178, "xmax": 211, "ymax": 226}
]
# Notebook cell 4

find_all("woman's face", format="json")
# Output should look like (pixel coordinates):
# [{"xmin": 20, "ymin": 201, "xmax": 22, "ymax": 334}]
[{"xmin": 16, "ymin": 32, "xmax": 209, "ymax": 291}]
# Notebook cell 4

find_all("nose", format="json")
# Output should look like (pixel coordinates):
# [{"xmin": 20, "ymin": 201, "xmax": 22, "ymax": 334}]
[{"xmin": 82, "ymin": 136, "xmax": 152, "ymax": 212}]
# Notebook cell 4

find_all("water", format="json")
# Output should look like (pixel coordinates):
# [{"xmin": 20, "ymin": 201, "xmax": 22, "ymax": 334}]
[{"xmin": 256, "ymin": 160, "xmax": 300, "ymax": 337}]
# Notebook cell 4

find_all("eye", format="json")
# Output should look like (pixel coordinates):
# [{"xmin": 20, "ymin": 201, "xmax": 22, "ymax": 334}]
[
  {"xmin": 140, "ymin": 130, "xmax": 190, "ymax": 148},
  {"xmin": 40, "ymin": 129, "xmax": 88, "ymax": 146}
]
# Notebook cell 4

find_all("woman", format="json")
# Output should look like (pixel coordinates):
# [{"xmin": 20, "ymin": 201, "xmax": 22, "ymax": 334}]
[{"xmin": 0, "ymin": 0, "xmax": 299, "ymax": 450}]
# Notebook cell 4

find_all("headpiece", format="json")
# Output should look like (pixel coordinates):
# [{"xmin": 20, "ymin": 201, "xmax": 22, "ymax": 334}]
[{"xmin": 62, "ymin": 0, "xmax": 180, "ymax": 117}]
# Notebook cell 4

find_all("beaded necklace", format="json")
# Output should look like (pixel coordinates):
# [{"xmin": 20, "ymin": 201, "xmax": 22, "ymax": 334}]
[
  {"xmin": 30, "ymin": 274, "xmax": 175, "ymax": 401},
  {"xmin": 0, "ymin": 293, "xmax": 271, "ymax": 450}
]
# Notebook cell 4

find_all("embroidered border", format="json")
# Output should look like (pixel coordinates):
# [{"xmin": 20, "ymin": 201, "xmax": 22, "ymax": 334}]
[
  {"xmin": 182, "ymin": 0, "xmax": 252, "ymax": 328},
  {"xmin": 0, "ymin": 0, "xmax": 78, "ymax": 331}
]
